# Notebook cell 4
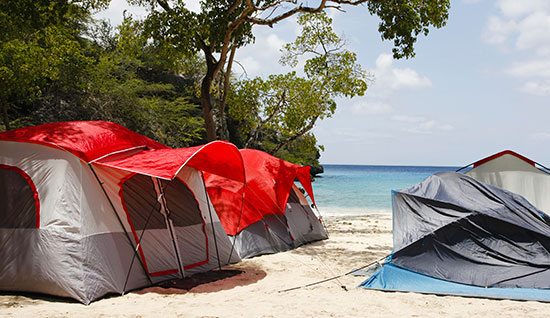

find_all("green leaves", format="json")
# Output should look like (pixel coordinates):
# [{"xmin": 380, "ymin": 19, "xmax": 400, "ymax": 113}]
[
  {"xmin": 143, "ymin": 0, "xmax": 254, "ymax": 57},
  {"xmin": 366, "ymin": 0, "xmax": 450, "ymax": 59},
  {"xmin": 0, "ymin": 3, "xmax": 93, "ymax": 130},
  {"xmin": 282, "ymin": 12, "xmax": 368, "ymax": 98}
]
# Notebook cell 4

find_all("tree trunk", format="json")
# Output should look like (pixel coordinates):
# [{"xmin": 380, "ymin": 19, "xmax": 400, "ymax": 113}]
[
  {"xmin": 219, "ymin": 45, "xmax": 237, "ymax": 140},
  {"xmin": 1, "ymin": 96, "xmax": 9, "ymax": 131},
  {"xmin": 201, "ymin": 63, "xmax": 217, "ymax": 141}
]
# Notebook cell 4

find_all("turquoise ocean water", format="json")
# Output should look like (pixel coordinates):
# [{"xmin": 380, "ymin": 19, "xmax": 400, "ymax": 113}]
[{"xmin": 312, "ymin": 164, "xmax": 459, "ymax": 215}]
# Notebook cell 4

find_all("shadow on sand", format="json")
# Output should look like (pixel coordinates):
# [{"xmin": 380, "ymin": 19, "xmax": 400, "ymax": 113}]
[
  {"xmin": 0, "ymin": 267, "xmax": 267, "ymax": 304},
  {"xmin": 136, "ymin": 266, "xmax": 267, "ymax": 295}
]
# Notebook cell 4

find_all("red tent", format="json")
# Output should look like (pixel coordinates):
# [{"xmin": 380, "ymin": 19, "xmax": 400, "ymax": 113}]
[
  {"xmin": 0, "ymin": 121, "xmax": 248, "ymax": 303},
  {"xmin": 204, "ymin": 149, "xmax": 316, "ymax": 236}
]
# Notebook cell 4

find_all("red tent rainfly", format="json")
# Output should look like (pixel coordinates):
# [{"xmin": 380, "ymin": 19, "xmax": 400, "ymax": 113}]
[
  {"xmin": 204, "ymin": 148, "xmax": 316, "ymax": 236},
  {"xmin": 0, "ymin": 121, "xmax": 246, "ymax": 183}
]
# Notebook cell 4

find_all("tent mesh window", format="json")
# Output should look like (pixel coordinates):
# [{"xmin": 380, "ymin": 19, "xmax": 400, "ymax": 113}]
[
  {"xmin": 160, "ymin": 178, "xmax": 203, "ymax": 226},
  {"xmin": 122, "ymin": 175, "xmax": 204, "ymax": 229},
  {"xmin": 0, "ymin": 165, "xmax": 38, "ymax": 228},
  {"xmin": 122, "ymin": 174, "xmax": 165, "ymax": 230}
]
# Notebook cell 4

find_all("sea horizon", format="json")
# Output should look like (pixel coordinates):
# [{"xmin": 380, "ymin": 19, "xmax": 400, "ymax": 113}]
[
  {"xmin": 311, "ymin": 164, "xmax": 460, "ymax": 216},
  {"xmin": 319, "ymin": 163, "xmax": 463, "ymax": 168}
]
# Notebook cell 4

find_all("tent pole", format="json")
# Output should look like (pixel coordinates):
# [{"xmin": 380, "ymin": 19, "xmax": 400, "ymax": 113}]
[
  {"xmin": 155, "ymin": 178, "xmax": 185, "ymax": 278},
  {"xmin": 200, "ymin": 172, "xmax": 222, "ymax": 270},
  {"xmin": 313, "ymin": 204, "xmax": 330, "ymax": 238},
  {"xmin": 122, "ymin": 183, "xmax": 167, "ymax": 291},
  {"xmin": 87, "ymin": 164, "xmax": 153, "ymax": 287},
  {"xmin": 227, "ymin": 183, "xmax": 246, "ymax": 264}
]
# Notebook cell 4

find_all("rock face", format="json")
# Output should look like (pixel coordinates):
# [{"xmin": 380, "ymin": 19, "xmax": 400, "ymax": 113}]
[{"xmin": 309, "ymin": 165, "xmax": 324, "ymax": 178}]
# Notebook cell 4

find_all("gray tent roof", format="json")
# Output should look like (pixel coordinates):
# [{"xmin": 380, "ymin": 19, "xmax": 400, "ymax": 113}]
[{"xmin": 391, "ymin": 172, "xmax": 550, "ymax": 289}]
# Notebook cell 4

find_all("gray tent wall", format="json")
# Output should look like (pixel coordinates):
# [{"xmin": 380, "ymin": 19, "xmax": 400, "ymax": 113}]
[
  {"xmin": 0, "ymin": 141, "xmax": 239, "ymax": 304},
  {"xmin": 285, "ymin": 185, "xmax": 328, "ymax": 244},
  {"xmin": 231, "ymin": 185, "xmax": 327, "ymax": 259},
  {"xmin": 390, "ymin": 172, "xmax": 550, "ymax": 289}
]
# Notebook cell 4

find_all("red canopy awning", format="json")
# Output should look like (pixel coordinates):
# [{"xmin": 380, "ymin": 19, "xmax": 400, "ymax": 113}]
[
  {"xmin": 0, "ymin": 121, "xmax": 246, "ymax": 183},
  {"xmin": 95, "ymin": 141, "xmax": 245, "ymax": 182},
  {"xmin": 0, "ymin": 121, "xmax": 168, "ymax": 162},
  {"xmin": 2, "ymin": 121, "xmax": 318, "ymax": 235}
]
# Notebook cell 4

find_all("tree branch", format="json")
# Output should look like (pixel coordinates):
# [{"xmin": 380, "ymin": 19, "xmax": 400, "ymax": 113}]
[
  {"xmin": 245, "ymin": 0, "xmax": 328, "ymax": 27},
  {"xmin": 245, "ymin": 89, "xmax": 287, "ymax": 148},
  {"xmin": 270, "ymin": 115, "xmax": 319, "ymax": 155},
  {"xmin": 244, "ymin": 0, "xmax": 369, "ymax": 27},
  {"xmin": 156, "ymin": 0, "xmax": 171, "ymax": 12}
]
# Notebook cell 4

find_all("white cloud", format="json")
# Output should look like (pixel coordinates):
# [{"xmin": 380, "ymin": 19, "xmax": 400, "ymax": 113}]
[
  {"xmin": 391, "ymin": 68, "xmax": 433, "ymax": 89},
  {"xmin": 495, "ymin": 0, "xmax": 550, "ymax": 19},
  {"xmin": 484, "ymin": 0, "xmax": 550, "ymax": 54},
  {"xmin": 234, "ymin": 35, "xmax": 285, "ymax": 77},
  {"xmin": 372, "ymin": 54, "xmax": 432, "ymax": 93},
  {"xmin": 352, "ymin": 101, "xmax": 393, "ymax": 114},
  {"xmin": 237, "ymin": 56, "xmax": 261, "ymax": 76},
  {"xmin": 485, "ymin": 0, "xmax": 550, "ymax": 96},
  {"xmin": 521, "ymin": 81, "xmax": 550, "ymax": 96},
  {"xmin": 483, "ymin": 15, "xmax": 516, "ymax": 44},
  {"xmin": 507, "ymin": 60, "xmax": 550, "ymax": 78},
  {"xmin": 348, "ymin": 53, "xmax": 433, "ymax": 128},
  {"xmin": 94, "ymin": 0, "xmax": 148, "ymax": 25},
  {"xmin": 515, "ymin": 12, "xmax": 550, "ymax": 53},
  {"xmin": 439, "ymin": 124, "xmax": 455, "ymax": 131},
  {"xmin": 234, "ymin": 19, "xmax": 299, "ymax": 78},
  {"xmin": 184, "ymin": 0, "xmax": 201, "ymax": 13},
  {"xmin": 266, "ymin": 34, "xmax": 286, "ymax": 51},
  {"xmin": 391, "ymin": 115, "xmax": 426, "ymax": 123},
  {"xmin": 375, "ymin": 54, "xmax": 393, "ymax": 70}
]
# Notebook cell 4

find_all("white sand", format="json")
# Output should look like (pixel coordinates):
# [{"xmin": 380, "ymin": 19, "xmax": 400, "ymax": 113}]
[{"xmin": 2, "ymin": 213, "xmax": 550, "ymax": 317}]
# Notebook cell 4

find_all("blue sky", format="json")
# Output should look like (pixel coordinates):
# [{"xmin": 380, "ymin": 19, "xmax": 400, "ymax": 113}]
[{"xmin": 96, "ymin": 0, "xmax": 550, "ymax": 166}]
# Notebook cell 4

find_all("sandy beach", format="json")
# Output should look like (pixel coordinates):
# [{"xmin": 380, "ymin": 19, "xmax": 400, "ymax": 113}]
[{"xmin": 2, "ymin": 213, "xmax": 550, "ymax": 317}]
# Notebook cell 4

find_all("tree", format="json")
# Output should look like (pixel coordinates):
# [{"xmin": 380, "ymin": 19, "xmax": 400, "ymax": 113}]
[
  {"xmin": 0, "ymin": 0, "xmax": 109, "ymax": 130},
  {"xmin": 228, "ymin": 12, "xmax": 368, "ymax": 156},
  {"xmin": 83, "ymin": 16, "xmax": 206, "ymax": 147},
  {"xmin": 1, "ymin": 6, "xmax": 206, "ymax": 147},
  {"xmin": 134, "ymin": 0, "xmax": 450, "ymax": 141}
]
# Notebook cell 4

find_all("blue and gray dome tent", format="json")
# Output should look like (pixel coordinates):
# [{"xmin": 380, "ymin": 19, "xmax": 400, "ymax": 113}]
[{"xmin": 361, "ymin": 172, "xmax": 550, "ymax": 301}]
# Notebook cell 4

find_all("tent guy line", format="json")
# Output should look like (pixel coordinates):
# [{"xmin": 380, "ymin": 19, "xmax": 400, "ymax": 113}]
[{"xmin": 278, "ymin": 254, "xmax": 390, "ymax": 293}]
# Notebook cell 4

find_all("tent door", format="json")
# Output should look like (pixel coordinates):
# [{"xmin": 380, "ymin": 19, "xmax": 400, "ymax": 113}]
[
  {"xmin": 153, "ymin": 178, "xmax": 184, "ymax": 278},
  {"xmin": 158, "ymin": 178, "xmax": 210, "ymax": 272},
  {"xmin": 121, "ymin": 174, "xmax": 181, "ymax": 279}
]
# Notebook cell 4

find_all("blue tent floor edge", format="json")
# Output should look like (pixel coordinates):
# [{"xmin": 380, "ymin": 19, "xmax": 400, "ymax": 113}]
[{"xmin": 361, "ymin": 263, "xmax": 550, "ymax": 302}]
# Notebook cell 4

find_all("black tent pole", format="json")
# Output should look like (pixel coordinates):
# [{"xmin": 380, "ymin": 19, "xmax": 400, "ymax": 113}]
[
  {"xmin": 122, "ymin": 186, "xmax": 164, "ymax": 292},
  {"xmin": 87, "ymin": 164, "xmax": 153, "ymax": 287},
  {"xmin": 155, "ymin": 178, "xmax": 185, "ymax": 278},
  {"xmin": 227, "ymin": 183, "xmax": 246, "ymax": 264}
]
